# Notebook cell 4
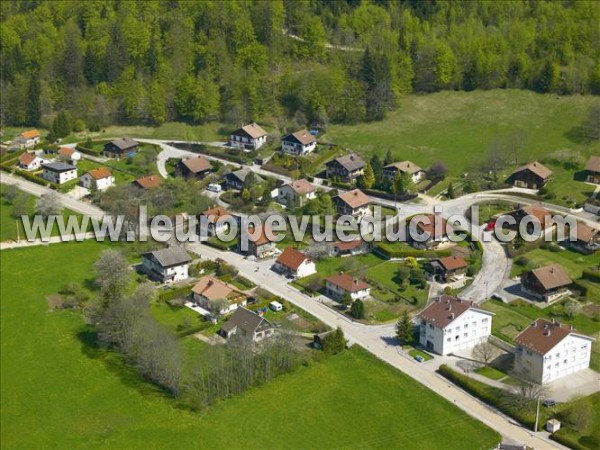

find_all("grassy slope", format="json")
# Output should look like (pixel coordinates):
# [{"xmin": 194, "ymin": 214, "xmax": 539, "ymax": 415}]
[
  {"xmin": 326, "ymin": 90, "xmax": 600, "ymax": 175},
  {"xmin": 1, "ymin": 241, "xmax": 499, "ymax": 449}
]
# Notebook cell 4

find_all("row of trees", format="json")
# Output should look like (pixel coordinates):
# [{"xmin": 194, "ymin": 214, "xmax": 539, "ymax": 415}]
[{"xmin": 2, "ymin": 1, "xmax": 598, "ymax": 129}]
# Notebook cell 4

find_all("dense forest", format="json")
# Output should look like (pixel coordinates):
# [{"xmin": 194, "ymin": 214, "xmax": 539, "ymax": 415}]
[{"xmin": 1, "ymin": 0, "xmax": 599, "ymax": 131}]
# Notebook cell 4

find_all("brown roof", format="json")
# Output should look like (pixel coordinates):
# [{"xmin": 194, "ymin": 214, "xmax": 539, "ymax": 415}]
[
  {"xmin": 512, "ymin": 161, "xmax": 552, "ymax": 180},
  {"xmin": 285, "ymin": 178, "xmax": 315, "ymax": 195},
  {"xmin": 335, "ymin": 239, "xmax": 364, "ymax": 251},
  {"xmin": 419, "ymin": 295, "xmax": 490, "ymax": 329},
  {"xmin": 58, "ymin": 147, "xmax": 75, "ymax": 157},
  {"xmin": 438, "ymin": 256, "xmax": 468, "ymax": 271},
  {"xmin": 514, "ymin": 319, "xmax": 590, "ymax": 356},
  {"xmin": 200, "ymin": 206, "xmax": 231, "ymax": 224},
  {"xmin": 181, "ymin": 155, "xmax": 212, "ymax": 173},
  {"xmin": 135, "ymin": 175, "xmax": 162, "ymax": 189},
  {"xmin": 276, "ymin": 247, "xmax": 311, "ymax": 271},
  {"xmin": 336, "ymin": 189, "xmax": 371, "ymax": 209},
  {"xmin": 414, "ymin": 214, "xmax": 449, "ymax": 237},
  {"xmin": 326, "ymin": 153, "xmax": 366, "ymax": 172},
  {"xmin": 527, "ymin": 264, "xmax": 572, "ymax": 290},
  {"xmin": 237, "ymin": 123, "xmax": 267, "ymax": 139},
  {"xmin": 220, "ymin": 306, "xmax": 272, "ymax": 335},
  {"xmin": 507, "ymin": 204, "xmax": 553, "ymax": 229},
  {"xmin": 285, "ymin": 129, "xmax": 316, "ymax": 145},
  {"xmin": 192, "ymin": 276, "xmax": 240, "ymax": 302},
  {"xmin": 384, "ymin": 161, "xmax": 422, "ymax": 174},
  {"xmin": 18, "ymin": 152, "xmax": 36, "ymax": 165},
  {"xmin": 325, "ymin": 273, "xmax": 370, "ymax": 293},
  {"xmin": 21, "ymin": 129, "xmax": 40, "ymax": 139},
  {"xmin": 585, "ymin": 155, "xmax": 600, "ymax": 173},
  {"xmin": 574, "ymin": 222, "xmax": 598, "ymax": 243},
  {"xmin": 248, "ymin": 224, "xmax": 273, "ymax": 247},
  {"xmin": 87, "ymin": 167, "xmax": 112, "ymax": 180}
]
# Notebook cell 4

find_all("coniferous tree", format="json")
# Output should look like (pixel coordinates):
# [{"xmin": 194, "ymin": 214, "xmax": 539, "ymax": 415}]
[
  {"xmin": 25, "ymin": 73, "xmax": 41, "ymax": 127},
  {"xmin": 396, "ymin": 310, "xmax": 413, "ymax": 344}
]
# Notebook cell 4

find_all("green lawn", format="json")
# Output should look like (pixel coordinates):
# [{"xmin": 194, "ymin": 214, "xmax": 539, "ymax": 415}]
[
  {"xmin": 475, "ymin": 366, "xmax": 506, "ymax": 381},
  {"xmin": 510, "ymin": 247, "xmax": 600, "ymax": 279},
  {"xmin": 325, "ymin": 90, "xmax": 600, "ymax": 177},
  {"xmin": 1, "ymin": 241, "xmax": 500, "ymax": 449},
  {"xmin": 408, "ymin": 347, "xmax": 434, "ymax": 362},
  {"xmin": 76, "ymin": 159, "xmax": 135, "ymax": 184}
]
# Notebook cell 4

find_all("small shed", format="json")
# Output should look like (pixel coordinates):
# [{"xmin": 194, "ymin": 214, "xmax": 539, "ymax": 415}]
[{"xmin": 546, "ymin": 419, "xmax": 561, "ymax": 433}]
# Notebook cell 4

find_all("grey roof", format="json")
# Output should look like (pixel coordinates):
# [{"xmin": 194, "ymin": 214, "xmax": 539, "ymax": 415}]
[
  {"xmin": 143, "ymin": 246, "xmax": 191, "ymax": 268},
  {"xmin": 326, "ymin": 153, "xmax": 366, "ymax": 171},
  {"xmin": 107, "ymin": 138, "xmax": 139, "ymax": 151},
  {"xmin": 220, "ymin": 307, "xmax": 272, "ymax": 334},
  {"xmin": 42, "ymin": 162, "xmax": 76, "ymax": 172},
  {"xmin": 228, "ymin": 168, "xmax": 264, "ymax": 183}
]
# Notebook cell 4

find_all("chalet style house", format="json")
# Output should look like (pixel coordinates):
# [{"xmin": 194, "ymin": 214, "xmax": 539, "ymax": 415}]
[
  {"xmin": 277, "ymin": 179, "xmax": 316, "ymax": 207},
  {"xmin": 332, "ymin": 189, "xmax": 371, "ymax": 219},
  {"xmin": 229, "ymin": 123, "xmax": 267, "ymax": 151},
  {"xmin": 273, "ymin": 247, "xmax": 316, "ymax": 279},
  {"xmin": 17, "ymin": 152, "xmax": 43, "ymax": 171},
  {"xmin": 133, "ymin": 175, "xmax": 162, "ymax": 189},
  {"xmin": 383, "ymin": 161, "xmax": 425, "ymax": 184},
  {"xmin": 281, "ymin": 129, "xmax": 317, "ymax": 156},
  {"xmin": 584, "ymin": 155, "xmax": 600, "ymax": 184},
  {"xmin": 103, "ymin": 138, "xmax": 139, "ymax": 159},
  {"xmin": 409, "ymin": 214, "xmax": 450, "ymax": 250},
  {"xmin": 425, "ymin": 256, "xmax": 468, "ymax": 282},
  {"xmin": 325, "ymin": 273, "xmax": 370, "ymax": 301},
  {"xmin": 57, "ymin": 147, "xmax": 81, "ymax": 165},
  {"xmin": 192, "ymin": 275, "xmax": 247, "ymax": 315},
  {"xmin": 198, "ymin": 206, "xmax": 232, "ymax": 237},
  {"xmin": 225, "ymin": 168, "xmax": 263, "ymax": 190},
  {"xmin": 325, "ymin": 153, "xmax": 366, "ymax": 183},
  {"xmin": 499, "ymin": 204, "xmax": 553, "ymax": 237},
  {"xmin": 177, "ymin": 155, "xmax": 212, "ymax": 180},
  {"xmin": 41, "ymin": 162, "xmax": 77, "ymax": 185},
  {"xmin": 509, "ymin": 161, "xmax": 552, "ymax": 189},
  {"xmin": 15, "ymin": 129, "xmax": 41, "ymax": 148},
  {"xmin": 141, "ymin": 247, "xmax": 191, "ymax": 283},
  {"xmin": 80, "ymin": 167, "xmax": 114, "ymax": 191},
  {"xmin": 238, "ymin": 224, "xmax": 276, "ymax": 259},
  {"xmin": 565, "ymin": 222, "xmax": 599, "ymax": 254},
  {"xmin": 331, "ymin": 239, "xmax": 367, "ymax": 257},
  {"xmin": 521, "ymin": 264, "xmax": 572, "ymax": 302},
  {"xmin": 514, "ymin": 319, "xmax": 594, "ymax": 384},
  {"xmin": 219, "ymin": 307, "xmax": 275, "ymax": 342},
  {"xmin": 418, "ymin": 295, "xmax": 493, "ymax": 356}
]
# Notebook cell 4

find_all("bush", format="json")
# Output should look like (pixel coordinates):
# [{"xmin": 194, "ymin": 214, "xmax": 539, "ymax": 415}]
[
  {"xmin": 516, "ymin": 256, "xmax": 530, "ymax": 266},
  {"xmin": 13, "ymin": 169, "xmax": 50, "ymax": 186},
  {"xmin": 582, "ymin": 269, "xmax": 600, "ymax": 283},
  {"xmin": 159, "ymin": 285, "xmax": 192, "ymax": 302}
]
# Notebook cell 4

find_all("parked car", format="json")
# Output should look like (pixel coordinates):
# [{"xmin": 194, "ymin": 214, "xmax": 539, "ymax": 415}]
[
  {"xmin": 207, "ymin": 183, "xmax": 222, "ymax": 193},
  {"xmin": 543, "ymin": 399, "xmax": 556, "ymax": 407},
  {"xmin": 414, "ymin": 355, "xmax": 425, "ymax": 363}
]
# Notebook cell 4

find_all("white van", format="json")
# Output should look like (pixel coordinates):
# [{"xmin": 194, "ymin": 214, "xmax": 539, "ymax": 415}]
[
  {"xmin": 269, "ymin": 301, "xmax": 283, "ymax": 312},
  {"xmin": 207, "ymin": 183, "xmax": 222, "ymax": 193}
]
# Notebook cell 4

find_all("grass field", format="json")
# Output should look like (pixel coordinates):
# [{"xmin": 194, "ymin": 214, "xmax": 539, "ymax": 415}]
[
  {"xmin": 510, "ymin": 247, "xmax": 600, "ymax": 279},
  {"xmin": 326, "ymin": 90, "xmax": 600, "ymax": 176},
  {"xmin": 1, "ymin": 241, "xmax": 500, "ymax": 449}
]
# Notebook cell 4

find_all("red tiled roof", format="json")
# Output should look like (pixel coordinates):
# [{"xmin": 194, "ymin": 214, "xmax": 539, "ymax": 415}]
[
  {"xmin": 438, "ymin": 255, "xmax": 468, "ymax": 271},
  {"xmin": 200, "ymin": 206, "xmax": 231, "ymax": 224},
  {"xmin": 286, "ymin": 178, "xmax": 315, "ymax": 195},
  {"xmin": 384, "ymin": 161, "xmax": 422, "ymax": 174},
  {"xmin": 414, "ymin": 214, "xmax": 448, "ymax": 237},
  {"xmin": 514, "ymin": 319, "xmax": 589, "ymax": 356},
  {"xmin": 287, "ymin": 129, "xmax": 316, "ymax": 145},
  {"xmin": 527, "ymin": 264, "xmax": 572, "ymax": 291},
  {"xmin": 325, "ymin": 273, "xmax": 370, "ymax": 292},
  {"xmin": 276, "ymin": 247, "xmax": 311, "ymax": 271},
  {"xmin": 335, "ymin": 239, "xmax": 363, "ymax": 251},
  {"xmin": 18, "ymin": 152, "xmax": 36, "ymax": 165},
  {"xmin": 20, "ymin": 129, "xmax": 40, "ymax": 139},
  {"xmin": 135, "ymin": 175, "xmax": 162, "ymax": 189},
  {"xmin": 237, "ymin": 123, "xmax": 267, "ymax": 139},
  {"xmin": 87, "ymin": 167, "xmax": 112, "ymax": 180},
  {"xmin": 58, "ymin": 147, "xmax": 75, "ymax": 157},
  {"xmin": 181, "ymin": 155, "xmax": 212, "ymax": 173}
]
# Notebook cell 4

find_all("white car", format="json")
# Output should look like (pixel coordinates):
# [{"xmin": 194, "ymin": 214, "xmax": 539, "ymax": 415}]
[{"xmin": 207, "ymin": 183, "xmax": 222, "ymax": 193}]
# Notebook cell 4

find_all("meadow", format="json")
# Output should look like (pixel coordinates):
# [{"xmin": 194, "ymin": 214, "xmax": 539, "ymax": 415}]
[{"xmin": 1, "ymin": 240, "xmax": 500, "ymax": 449}]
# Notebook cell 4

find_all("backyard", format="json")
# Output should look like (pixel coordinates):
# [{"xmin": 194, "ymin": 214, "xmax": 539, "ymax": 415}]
[{"xmin": 1, "ymin": 241, "xmax": 500, "ymax": 449}]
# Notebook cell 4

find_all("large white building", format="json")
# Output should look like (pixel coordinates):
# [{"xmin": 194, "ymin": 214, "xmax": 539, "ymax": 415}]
[
  {"xmin": 418, "ymin": 295, "xmax": 493, "ymax": 356},
  {"xmin": 514, "ymin": 319, "xmax": 594, "ymax": 384}
]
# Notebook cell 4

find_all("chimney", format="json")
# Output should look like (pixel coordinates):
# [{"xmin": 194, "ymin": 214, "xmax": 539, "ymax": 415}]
[
  {"xmin": 545, "ymin": 329, "xmax": 551, "ymax": 337},
  {"xmin": 570, "ymin": 324, "xmax": 574, "ymax": 330},
  {"xmin": 449, "ymin": 313, "xmax": 455, "ymax": 320},
  {"xmin": 532, "ymin": 321, "xmax": 537, "ymax": 327},
  {"xmin": 354, "ymin": 279, "xmax": 358, "ymax": 285}
]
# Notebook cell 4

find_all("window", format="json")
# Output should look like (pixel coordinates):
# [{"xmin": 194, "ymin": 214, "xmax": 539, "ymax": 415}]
[
  {"xmin": 463, "ymin": 333, "xmax": 468, "ymax": 338},
  {"xmin": 455, "ymin": 336, "xmax": 459, "ymax": 341},
  {"xmin": 447, "ymin": 338, "xmax": 451, "ymax": 342},
  {"xmin": 472, "ymin": 321, "xmax": 476, "ymax": 327},
  {"xmin": 464, "ymin": 324, "xmax": 469, "ymax": 329}
]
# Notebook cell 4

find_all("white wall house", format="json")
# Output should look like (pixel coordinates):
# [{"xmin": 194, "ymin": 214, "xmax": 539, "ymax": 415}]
[
  {"xmin": 15, "ymin": 130, "xmax": 41, "ymax": 148},
  {"xmin": 325, "ymin": 274, "xmax": 370, "ymax": 301},
  {"xmin": 514, "ymin": 319, "xmax": 594, "ymax": 384},
  {"xmin": 229, "ymin": 123, "xmax": 267, "ymax": 151},
  {"xmin": 419, "ymin": 295, "xmax": 493, "ymax": 356},
  {"xmin": 41, "ymin": 162, "xmax": 77, "ymax": 185},
  {"xmin": 277, "ymin": 179, "xmax": 316, "ymax": 207},
  {"xmin": 281, "ymin": 130, "xmax": 317, "ymax": 156},
  {"xmin": 383, "ymin": 161, "xmax": 425, "ymax": 184},
  {"xmin": 80, "ymin": 168, "xmax": 115, "ymax": 191},
  {"xmin": 333, "ymin": 189, "xmax": 371, "ymax": 220},
  {"xmin": 141, "ymin": 247, "xmax": 191, "ymax": 284},
  {"xmin": 273, "ymin": 247, "xmax": 316, "ymax": 279},
  {"xmin": 192, "ymin": 276, "xmax": 247, "ymax": 315},
  {"xmin": 17, "ymin": 152, "xmax": 43, "ymax": 171}
]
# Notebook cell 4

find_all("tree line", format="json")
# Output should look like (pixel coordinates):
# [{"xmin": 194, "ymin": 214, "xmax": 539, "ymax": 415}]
[{"xmin": 1, "ymin": 1, "xmax": 598, "ymax": 130}]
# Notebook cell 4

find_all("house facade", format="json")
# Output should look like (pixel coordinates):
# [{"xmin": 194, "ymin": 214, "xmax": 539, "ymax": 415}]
[
  {"xmin": 281, "ymin": 129, "xmax": 317, "ymax": 155},
  {"xmin": 418, "ymin": 295, "xmax": 493, "ymax": 356},
  {"xmin": 141, "ymin": 247, "xmax": 191, "ymax": 283},
  {"xmin": 332, "ymin": 189, "xmax": 371, "ymax": 219},
  {"xmin": 80, "ymin": 168, "xmax": 114, "ymax": 191},
  {"xmin": 277, "ymin": 179, "xmax": 316, "ymax": 207},
  {"xmin": 331, "ymin": 239, "xmax": 367, "ymax": 257},
  {"xmin": 17, "ymin": 152, "xmax": 43, "ymax": 171},
  {"xmin": 425, "ymin": 256, "xmax": 468, "ymax": 282},
  {"xmin": 514, "ymin": 319, "xmax": 594, "ymax": 384},
  {"xmin": 219, "ymin": 307, "xmax": 275, "ymax": 342},
  {"xmin": 103, "ymin": 138, "xmax": 139, "ymax": 159},
  {"xmin": 325, "ymin": 153, "xmax": 366, "ymax": 183},
  {"xmin": 192, "ymin": 276, "xmax": 247, "ymax": 315},
  {"xmin": 584, "ymin": 156, "xmax": 600, "ymax": 184},
  {"xmin": 238, "ymin": 224, "xmax": 277, "ymax": 259},
  {"xmin": 325, "ymin": 273, "xmax": 370, "ymax": 301},
  {"xmin": 58, "ymin": 147, "xmax": 81, "ymax": 165},
  {"xmin": 383, "ymin": 161, "xmax": 425, "ymax": 184},
  {"xmin": 198, "ymin": 206, "xmax": 232, "ymax": 237},
  {"xmin": 566, "ymin": 222, "xmax": 599, "ymax": 255},
  {"xmin": 41, "ymin": 162, "xmax": 77, "ymax": 185},
  {"xmin": 177, "ymin": 155, "xmax": 213, "ymax": 180},
  {"xmin": 224, "ymin": 168, "xmax": 263, "ymax": 191},
  {"xmin": 521, "ymin": 264, "xmax": 572, "ymax": 302},
  {"xmin": 229, "ymin": 123, "xmax": 267, "ymax": 151},
  {"xmin": 509, "ymin": 162, "xmax": 552, "ymax": 189},
  {"xmin": 15, "ymin": 129, "xmax": 41, "ymax": 148},
  {"xmin": 273, "ymin": 247, "xmax": 316, "ymax": 279}
]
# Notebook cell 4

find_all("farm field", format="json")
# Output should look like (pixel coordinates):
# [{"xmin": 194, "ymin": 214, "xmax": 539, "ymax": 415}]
[{"xmin": 1, "ymin": 241, "xmax": 500, "ymax": 449}]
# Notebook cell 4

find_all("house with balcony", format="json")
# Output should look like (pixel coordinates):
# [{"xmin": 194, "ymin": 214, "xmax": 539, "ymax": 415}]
[
  {"xmin": 325, "ymin": 153, "xmax": 366, "ymax": 183},
  {"xmin": 521, "ymin": 264, "xmax": 572, "ymax": 303},
  {"xmin": 281, "ymin": 129, "xmax": 317, "ymax": 156},
  {"xmin": 383, "ymin": 161, "xmax": 425, "ymax": 184},
  {"xmin": 277, "ymin": 179, "xmax": 316, "ymax": 207},
  {"xmin": 272, "ymin": 247, "xmax": 316, "ymax": 279},
  {"xmin": 141, "ymin": 246, "xmax": 192, "ymax": 284},
  {"xmin": 103, "ymin": 138, "xmax": 139, "ymax": 159},
  {"xmin": 192, "ymin": 275, "xmax": 247, "ymax": 315},
  {"xmin": 509, "ymin": 161, "xmax": 552, "ymax": 189},
  {"xmin": 229, "ymin": 123, "xmax": 267, "ymax": 151},
  {"xmin": 332, "ymin": 189, "xmax": 371, "ymax": 219}
]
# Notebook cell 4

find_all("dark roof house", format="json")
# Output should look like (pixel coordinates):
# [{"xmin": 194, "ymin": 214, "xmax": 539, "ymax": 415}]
[{"xmin": 219, "ymin": 307, "xmax": 275, "ymax": 342}]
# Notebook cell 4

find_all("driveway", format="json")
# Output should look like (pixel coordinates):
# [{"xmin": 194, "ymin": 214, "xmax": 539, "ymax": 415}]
[{"xmin": 545, "ymin": 369, "xmax": 600, "ymax": 402}]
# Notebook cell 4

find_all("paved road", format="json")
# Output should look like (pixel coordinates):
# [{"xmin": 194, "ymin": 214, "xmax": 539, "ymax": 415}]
[{"xmin": 187, "ymin": 242, "xmax": 565, "ymax": 450}]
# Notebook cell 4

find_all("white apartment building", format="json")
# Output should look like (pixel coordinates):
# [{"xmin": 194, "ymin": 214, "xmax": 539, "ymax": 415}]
[
  {"xmin": 419, "ymin": 295, "xmax": 493, "ymax": 356},
  {"xmin": 514, "ymin": 319, "xmax": 594, "ymax": 384}
]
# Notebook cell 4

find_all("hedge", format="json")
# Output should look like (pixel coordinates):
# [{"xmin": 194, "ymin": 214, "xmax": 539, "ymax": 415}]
[
  {"xmin": 374, "ymin": 243, "xmax": 452, "ymax": 259},
  {"xmin": 13, "ymin": 169, "xmax": 50, "ymax": 186},
  {"xmin": 75, "ymin": 145, "xmax": 103, "ymax": 156},
  {"xmin": 158, "ymin": 285, "xmax": 192, "ymax": 302},
  {"xmin": 437, "ymin": 364, "xmax": 536, "ymax": 430},
  {"xmin": 582, "ymin": 269, "xmax": 600, "ymax": 283},
  {"xmin": 167, "ymin": 142, "xmax": 249, "ymax": 165},
  {"xmin": 204, "ymin": 238, "xmax": 232, "ymax": 251}
]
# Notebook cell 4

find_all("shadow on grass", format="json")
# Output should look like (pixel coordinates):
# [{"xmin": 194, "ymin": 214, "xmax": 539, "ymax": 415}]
[{"xmin": 565, "ymin": 125, "xmax": 596, "ymax": 145}]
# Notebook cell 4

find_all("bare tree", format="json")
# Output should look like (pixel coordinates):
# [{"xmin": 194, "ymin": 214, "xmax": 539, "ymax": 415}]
[
  {"xmin": 11, "ymin": 192, "xmax": 29, "ymax": 219},
  {"xmin": 504, "ymin": 369, "xmax": 549, "ymax": 411},
  {"xmin": 35, "ymin": 191, "xmax": 63, "ymax": 217},
  {"xmin": 93, "ymin": 250, "xmax": 130, "ymax": 300},
  {"xmin": 471, "ymin": 341, "xmax": 500, "ymax": 366},
  {"xmin": 209, "ymin": 298, "xmax": 230, "ymax": 322},
  {"xmin": 3, "ymin": 184, "xmax": 19, "ymax": 203}
]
